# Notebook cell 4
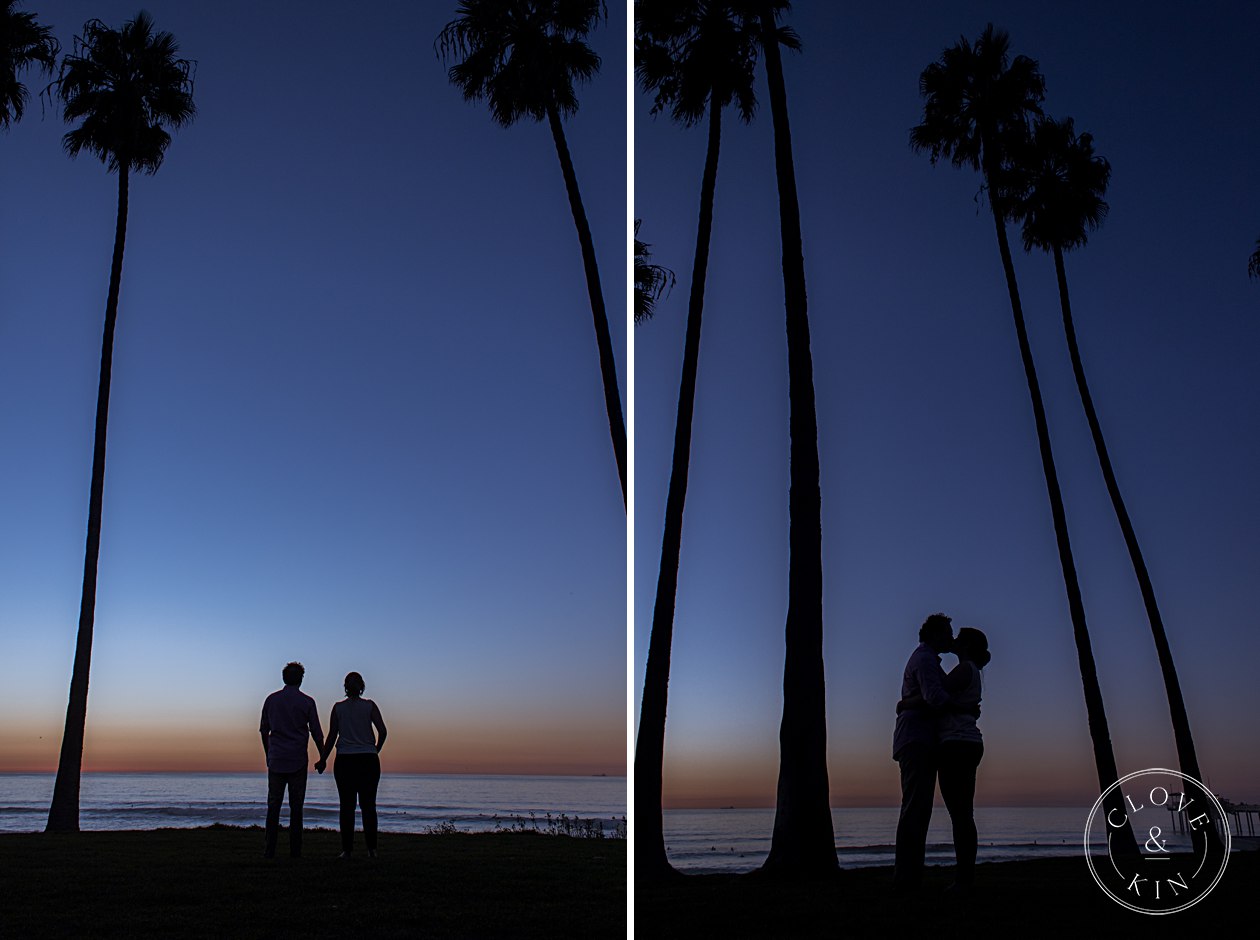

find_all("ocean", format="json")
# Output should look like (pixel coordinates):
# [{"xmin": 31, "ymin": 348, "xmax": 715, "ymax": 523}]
[
  {"xmin": 2, "ymin": 779, "xmax": 1213, "ymax": 869},
  {"xmin": 0, "ymin": 772, "xmax": 626, "ymax": 836},
  {"xmin": 662, "ymin": 806, "xmax": 1198, "ymax": 872}
]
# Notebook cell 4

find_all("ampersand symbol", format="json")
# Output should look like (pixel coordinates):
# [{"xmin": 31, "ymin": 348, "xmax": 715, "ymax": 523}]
[{"xmin": 1145, "ymin": 827, "xmax": 1169, "ymax": 853}]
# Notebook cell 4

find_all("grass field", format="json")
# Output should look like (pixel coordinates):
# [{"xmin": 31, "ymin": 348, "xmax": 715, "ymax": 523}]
[
  {"xmin": 0, "ymin": 826, "xmax": 625, "ymax": 938},
  {"xmin": 4, "ymin": 827, "xmax": 1252, "ymax": 937},
  {"xmin": 635, "ymin": 851, "xmax": 1258, "ymax": 938}
]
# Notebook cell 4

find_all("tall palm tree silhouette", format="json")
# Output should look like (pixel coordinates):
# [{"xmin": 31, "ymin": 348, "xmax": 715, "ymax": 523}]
[
  {"xmin": 45, "ymin": 12, "xmax": 195, "ymax": 834},
  {"xmin": 1, "ymin": 0, "xmax": 59, "ymax": 130},
  {"xmin": 910, "ymin": 25, "xmax": 1136, "ymax": 855},
  {"xmin": 753, "ymin": 1, "xmax": 836, "ymax": 876},
  {"xmin": 1009, "ymin": 116, "xmax": 1220, "ymax": 850},
  {"xmin": 634, "ymin": 0, "xmax": 766, "ymax": 880},
  {"xmin": 438, "ymin": 1, "xmax": 626, "ymax": 507},
  {"xmin": 634, "ymin": 218, "xmax": 674, "ymax": 323}
]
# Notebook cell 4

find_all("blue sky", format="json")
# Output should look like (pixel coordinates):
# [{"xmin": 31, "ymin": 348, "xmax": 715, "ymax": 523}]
[
  {"xmin": 634, "ymin": 2, "xmax": 1260, "ymax": 806},
  {"xmin": 2, "ymin": 0, "xmax": 1256, "ymax": 813},
  {"xmin": 0, "ymin": 1, "xmax": 626, "ymax": 774}
]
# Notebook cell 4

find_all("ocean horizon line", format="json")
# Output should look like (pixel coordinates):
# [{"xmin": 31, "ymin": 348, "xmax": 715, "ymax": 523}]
[
  {"xmin": 1, "ymin": 770, "xmax": 626, "ymax": 779},
  {"xmin": 663, "ymin": 801, "xmax": 1101, "ymax": 811},
  {"xmin": 0, "ymin": 772, "xmax": 626, "ymax": 836}
]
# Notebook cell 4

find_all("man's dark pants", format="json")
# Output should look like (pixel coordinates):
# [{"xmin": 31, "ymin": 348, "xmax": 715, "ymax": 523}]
[
  {"xmin": 894, "ymin": 741, "xmax": 938, "ymax": 888},
  {"xmin": 264, "ymin": 768, "xmax": 308, "ymax": 858}
]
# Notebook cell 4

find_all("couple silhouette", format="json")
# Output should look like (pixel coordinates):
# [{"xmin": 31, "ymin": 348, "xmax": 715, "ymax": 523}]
[
  {"xmin": 892, "ymin": 613, "xmax": 991, "ymax": 894},
  {"xmin": 259, "ymin": 662, "xmax": 388, "ymax": 859}
]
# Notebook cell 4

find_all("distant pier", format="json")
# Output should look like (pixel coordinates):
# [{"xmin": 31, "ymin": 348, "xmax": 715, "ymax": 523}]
[
  {"xmin": 1221, "ymin": 800, "xmax": 1260, "ymax": 839},
  {"xmin": 1166, "ymin": 793, "xmax": 1259, "ymax": 846}
]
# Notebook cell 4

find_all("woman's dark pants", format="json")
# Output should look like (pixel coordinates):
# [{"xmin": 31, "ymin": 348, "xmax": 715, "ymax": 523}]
[
  {"xmin": 938, "ymin": 741, "xmax": 984, "ymax": 886},
  {"xmin": 333, "ymin": 753, "xmax": 381, "ymax": 853}
]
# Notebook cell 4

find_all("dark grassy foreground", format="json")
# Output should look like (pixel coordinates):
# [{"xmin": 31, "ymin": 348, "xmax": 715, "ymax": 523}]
[
  {"xmin": 0, "ymin": 826, "xmax": 624, "ymax": 938},
  {"xmin": 637, "ymin": 852, "xmax": 1258, "ymax": 938}
]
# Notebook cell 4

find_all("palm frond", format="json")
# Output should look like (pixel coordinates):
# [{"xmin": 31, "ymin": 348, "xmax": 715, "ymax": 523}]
[
  {"xmin": 437, "ymin": 0, "xmax": 605, "ymax": 127},
  {"xmin": 910, "ymin": 23, "xmax": 1044, "ymax": 182},
  {"xmin": 634, "ymin": 218, "xmax": 675, "ymax": 323},
  {"xmin": 1250, "ymin": 238, "xmax": 1260, "ymax": 281},
  {"xmin": 1, "ymin": 0, "xmax": 60, "ymax": 128},
  {"xmin": 1007, "ymin": 115, "xmax": 1110, "ymax": 253},
  {"xmin": 636, "ymin": 1, "xmax": 765, "ymax": 127},
  {"xmin": 52, "ymin": 11, "xmax": 195, "ymax": 174}
]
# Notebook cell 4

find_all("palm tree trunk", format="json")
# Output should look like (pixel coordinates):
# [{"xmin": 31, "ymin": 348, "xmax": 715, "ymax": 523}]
[
  {"xmin": 545, "ymin": 105, "xmax": 627, "ymax": 507},
  {"xmin": 635, "ymin": 98, "xmax": 723, "ymax": 882},
  {"xmin": 1052, "ymin": 245, "xmax": 1219, "ymax": 851},
  {"xmin": 758, "ymin": 5, "xmax": 836, "ymax": 876},
  {"xmin": 47, "ymin": 165, "xmax": 129, "ymax": 834},
  {"xmin": 986, "ymin": 185, "xmax": 1136, "ymax": 855}
]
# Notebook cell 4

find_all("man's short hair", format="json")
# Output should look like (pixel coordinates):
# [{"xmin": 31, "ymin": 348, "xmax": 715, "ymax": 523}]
[
  {"xmin": 919, "ymin": 613, "xmax": 953, "ymax": 642},
  {"xmin": 282, "ymin": 661, "xmax": 305, "ymax": 685}
]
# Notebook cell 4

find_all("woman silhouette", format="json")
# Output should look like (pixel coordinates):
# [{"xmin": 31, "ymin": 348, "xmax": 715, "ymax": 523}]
[
  {"xmin": 317, "ymin": 671, "xmax": 388, "ymax": 858},
  {"xmin": 937, "ymin": 627, "xmax": 990, "ymax": 892}
]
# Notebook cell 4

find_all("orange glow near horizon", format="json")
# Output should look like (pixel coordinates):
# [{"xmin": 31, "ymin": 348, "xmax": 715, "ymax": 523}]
[
  {"xmin": 658, "ymin": 741, "xmax": 1257, "ymax": 810},
  {"xmin": 0, "ymin": 717, "xmax": 626, "ymax": 777}
]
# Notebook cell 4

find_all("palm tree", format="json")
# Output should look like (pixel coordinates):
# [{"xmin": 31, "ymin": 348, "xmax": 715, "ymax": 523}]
[
  {"xmin": 437, "ymin": 1, "xmax": 626, "ymax": 507},
  {"xmin": 45, "ymin": 12, "xmax": 194, "ymax": 834},
  {"xmin": 634, "ymin": 218, "xmax": 674, "ymax": 323},
  {"xmin": 633, "ymin": 0, "xmax": 763, "ymax": 881},
  {"xmin": 1009, "ymin": 116, "xmax": 1220, "ymax": 851},
  {"xmin": 1249, "ymin": 238, "xmax": 1260, "ymax": 280},
  {"xmin": 1, "ymin": 0, "xmax": 59, "ymax": 130},
  {"xmin": 752, "ymin": 2, "xmax": 836, "ymax": 876},
  {"xmin": 910, "ymin": 25, "xmax": 1137, "ymax": 855}
]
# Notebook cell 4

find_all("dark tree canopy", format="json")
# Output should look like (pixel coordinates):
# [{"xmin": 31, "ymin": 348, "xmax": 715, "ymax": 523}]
[
  {"xmin": 1250, "ymin": 238, "xmax": 1260, "ymax": 280},
  {"xmin": 634, "ymin": 218, "xmax": 674, "ymax": 323},
  {"xmin": 1, "ymin": 0, "xmax": 59, "ymax": 129},
  {"xmin": 437, "ymin": 0, "xmax": 606, "ymax": 127},
  {"xmin": 1008, "ymin": 116, "xmax": 1110, "ymax": 253},
  {"xmin": 53, "ymin": 11, "xmax": 195, "ymax": 174},
  {"xmin": 910, "ymin": 22, "xmax": 1044, "ymax": 210},
  {"xmin": 635, "ymin": 0, "xmax": 785, "ymax": 127}
]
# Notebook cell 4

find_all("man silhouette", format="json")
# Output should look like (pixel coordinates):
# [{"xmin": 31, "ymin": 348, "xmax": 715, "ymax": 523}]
[
  {"xmin": 260, "ymin": 661, "xmax": 324, "ymax": 858},
  {"xmin": 892, "ymin": 613, "xmax": 954, "ymax": 891}
]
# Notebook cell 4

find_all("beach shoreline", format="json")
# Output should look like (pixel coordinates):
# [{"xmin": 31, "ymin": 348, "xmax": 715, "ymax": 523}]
[{"xmin": 0, "ymin": 771, "xmax": 625, "ymax": 836}]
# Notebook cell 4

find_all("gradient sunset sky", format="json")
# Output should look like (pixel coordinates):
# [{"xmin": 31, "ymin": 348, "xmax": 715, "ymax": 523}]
[
  {"xmin": 634, "ymin": 2, "xmax": 1259, "ymax": 808},
  {"xmin": 0, "ymin": 1, "xmax": 626, "ymax": 776}
]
